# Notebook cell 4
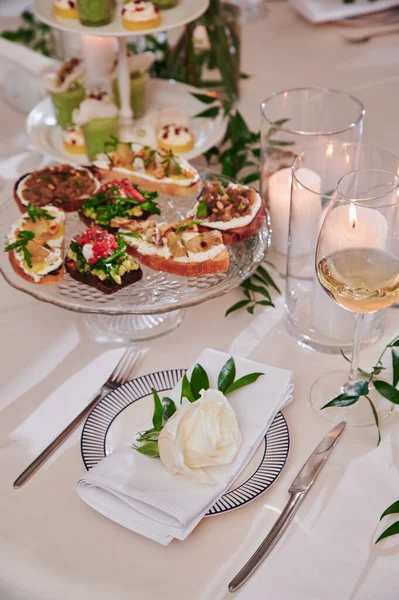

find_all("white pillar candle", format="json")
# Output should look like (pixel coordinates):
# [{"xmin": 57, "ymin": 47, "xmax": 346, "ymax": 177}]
[
  {"xmin": 81, "ymin": 35, "xmax": 117, "ymax": 88},
  {"xmin": 268, "ymin": 167, "xmax": 321, "ymax": 256},
  {"xmin": 312, "ymin": 203, "xmax": 388, "ymax": 338}
]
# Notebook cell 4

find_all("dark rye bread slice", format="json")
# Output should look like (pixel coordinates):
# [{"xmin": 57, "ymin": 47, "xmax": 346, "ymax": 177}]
[
  {"xmin": 198, "ymin": 200, "xmax": 266, "ymax": 245},
  {"xmin": 14, "ymin": 167, "xmax": 99, "ymax": 213},
  {"xmin": 9, "ymin": 252, "xmax": 64, "ymax": 285},
  {"xmin": 126, "ymin": 245, "xmax": 229, "ymax": 277},
  {"xmin": 65, "ymin": 259, "xmax": 143, "ymax": 294}
]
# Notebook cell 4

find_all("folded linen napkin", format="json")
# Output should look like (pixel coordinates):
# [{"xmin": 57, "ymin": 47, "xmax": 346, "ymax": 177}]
[
  {"xmin": 290, "ymin": 0, "xmax": 399, "ymax": 24},
  {"xmin": 76, "ymin": 349, "xmax": 293, "ymax": 545}
]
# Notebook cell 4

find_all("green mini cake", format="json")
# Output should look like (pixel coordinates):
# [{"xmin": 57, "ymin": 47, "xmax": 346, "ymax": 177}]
[{"xmin": 45, "ymin": 58, "xmax": 86, "ymax": 129}]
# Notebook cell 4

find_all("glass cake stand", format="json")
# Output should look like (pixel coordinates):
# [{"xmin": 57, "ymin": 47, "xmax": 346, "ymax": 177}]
[{"xmin": 0, "ymin": 170, "xmax": 271, "ymax": 342}]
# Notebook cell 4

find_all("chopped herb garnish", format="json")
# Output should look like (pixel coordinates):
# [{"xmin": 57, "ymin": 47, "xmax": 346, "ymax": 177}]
[
  {"xmin": 27, "ymin": 203, "xmax": 55, "ymax": 223},
  {"xmin": 175, "ymin": 220, "xmax": 201, "ymax": 234},
  {"xmin": 81, "ymin": 187, "xmax": 160, "ymax": 228},
  {"xmin": 218, "ymin": 182, "xmax": 226, "ymax": 195},
  {"xmin": 5, "ymin": 230, "xmax": 35, "ymax": 268},
  {"xmin": 160, "ymin": 150, "xmax": 182, "ymax": 177},
  {"xmin": 196, "ymin": 199, "xmax": 208, "ymax": 218},
  {"xmin": 122, "ymin": 232, "xmax": 143, "ymax": 240},
  {"xmin": 38, "ymin": 173, "xmax": 51, "ymax": 182}
]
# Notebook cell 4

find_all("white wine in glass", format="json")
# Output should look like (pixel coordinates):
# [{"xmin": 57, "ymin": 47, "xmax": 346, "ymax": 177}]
[{"xmin": 311, "ymin": 168, "xmax": 399, "ymax": 427}]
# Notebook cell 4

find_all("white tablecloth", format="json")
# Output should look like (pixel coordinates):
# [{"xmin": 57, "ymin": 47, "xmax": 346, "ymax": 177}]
[{"xmin": 1, "ymin": 2, "xmax": 399, "ymax": 599}]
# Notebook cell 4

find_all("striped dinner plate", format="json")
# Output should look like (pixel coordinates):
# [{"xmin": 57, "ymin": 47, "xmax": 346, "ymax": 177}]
[{"xmin": 80, "ymin": 369, "xmax": 290, "ymax": 516}]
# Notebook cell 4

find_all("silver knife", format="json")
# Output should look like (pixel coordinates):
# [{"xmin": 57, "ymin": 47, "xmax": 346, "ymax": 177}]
[{"xmin": 228, "ymin": 421, "xmax": 346, "ymax": 593}]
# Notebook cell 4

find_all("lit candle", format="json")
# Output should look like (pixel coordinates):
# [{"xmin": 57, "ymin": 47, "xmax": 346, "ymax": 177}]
[
  {"xmin": 268, "ymin": 167, "xmax": 321, "ymax": 256},
  {"xmin": 312, "ymin": 202, "xmax": 388, "ymax": 338},
  {"xmin": 81, "ymin": 35, "xmax": 117, "ymax": 87}
]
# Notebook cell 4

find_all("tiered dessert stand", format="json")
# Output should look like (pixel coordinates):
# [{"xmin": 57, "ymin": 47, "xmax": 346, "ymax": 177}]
[{"xmin": 0, "ymin": 1, "xmax": 270, "ymax": 343}]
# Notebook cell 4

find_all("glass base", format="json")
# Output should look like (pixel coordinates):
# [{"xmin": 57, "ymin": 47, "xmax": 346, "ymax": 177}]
[
  {"xmin": 310, "ymin": 370, "xmax": 394, "ymax": 427},
  {"xmin": 84, "ymin": 310, "xmax": 186, "ymax": 343}
]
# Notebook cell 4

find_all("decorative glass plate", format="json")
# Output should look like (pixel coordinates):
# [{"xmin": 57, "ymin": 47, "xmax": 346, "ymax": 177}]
[
  {"xmin": 0, "ymin": 170, "xmax": 271, "ymax": 317},
  {"xmin": 33, "ymin": 0, "xmax": 209, "ymax": 37}
]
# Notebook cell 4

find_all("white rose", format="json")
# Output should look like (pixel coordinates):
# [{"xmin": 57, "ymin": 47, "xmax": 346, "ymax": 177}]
[{"xmin": 158, "ymin": 388, "xmax": 242, "ymax": 484}]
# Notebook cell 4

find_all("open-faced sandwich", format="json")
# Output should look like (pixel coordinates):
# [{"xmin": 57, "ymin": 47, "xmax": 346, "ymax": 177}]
[
  {"xmin": 65, "ymin": 227, "xmax": 142, "ymax": 294},
  {"xmin": 111, "ymin": 217, "xmax": 229, "ymax": 277},
  {"xmin": 93, "ymin": 141, "xmax": 201, "ymax": 197},
  {"xmin": 189, "ymin": 180, "xmax": 265, "ymax": 245},
  {"xmin": 79, "ymin": 178, "xmax": 160, "ymax": 233},
  {"xmin": 14, "ymin": 165, "xmax": 100, "ymax": 213},
  {"xmin": 5, "ymin": 204, "xmax": 65, "ymax": 284}
]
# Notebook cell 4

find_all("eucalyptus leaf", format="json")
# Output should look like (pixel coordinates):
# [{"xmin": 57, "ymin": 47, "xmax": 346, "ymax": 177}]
[
  {"xmin": 256, "ymin": 265, "xmax": 281, "ymax": 294},
  {"xmin": 344, "ymin": 381, "xmax": 369, "ymax": 397},
  {"xmin": 181, "ymin": 374, "xmax": 195, "ymax": 403},
  {"xmin": 392, "ymin": 348, "xmax": 399, "ymax": 387},
  {"xmin": 373, "ymin": 380, "xmax": 399, "ymax": 404},
  {"xmin": 375, "ymin": 520, "xmax": 399, "ymax": 544},
  {"xmin": 321, "ymin": 394, "xmax": 360, "ymax": 409},
  {"xmin": 190, "ymin": 364, "xmax": 210, "ymax": 400},
  {"xmin": 191, "ymin": 92, "xmax": 218, "ymax": 104},
  {"xmin": 134, "ymin": 441, "xmax": 159, "ymax": 458},
  {"xmin": 225, "ymin": 300, "xmax": 251, "ymax": 316},
  {"xmin": 194, "ymin": 106, "xmax": 220, "ymax": 119},
  {"xmin": 380, "ymin": 500, "xmax": 399, "ymax": 520},
  {"xmin": 162, "ymin": 397, "xmax": 176, "ymax": 421},
  {"xmin": 240, "ymin": 172, "xmax": 260, "ymax": 185},
  {"xmin": 246, "ymin": 305, "xmax": 255, "ymax": 315},
  {"xmin": 151, "ymin": 388, "xmax": 163, "ymax": 429},
  {"xmin": 365, "ymin": 396, "xmax": 381, "ymax": 446},
  {"xmin": 218, "ymin": 357, "xmax": 236, "ymax": 393},
  {"xmin": 225, "ymin": 372, "xmax": 264, "ymax": 394}
]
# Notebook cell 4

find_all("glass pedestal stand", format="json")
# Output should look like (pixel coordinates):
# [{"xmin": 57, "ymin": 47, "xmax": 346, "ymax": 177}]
[{"xmin": 84, "ymin": 310, "xmax": 186, "ymax": 343}]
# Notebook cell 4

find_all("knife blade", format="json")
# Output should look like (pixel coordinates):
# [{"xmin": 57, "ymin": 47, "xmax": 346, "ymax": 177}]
[{"xmin": 228, "ymin": 421, "xmax": 346, "ymax": 593}]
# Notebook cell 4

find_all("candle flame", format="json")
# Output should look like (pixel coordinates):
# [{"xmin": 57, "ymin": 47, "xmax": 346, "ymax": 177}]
[
  {"xmin": 349, "ymin": 203, "xmax": 357, "ymax": 229},
  {"xmin": 326, "ymin": 144, "xmax": 333, "ymax": 158}
]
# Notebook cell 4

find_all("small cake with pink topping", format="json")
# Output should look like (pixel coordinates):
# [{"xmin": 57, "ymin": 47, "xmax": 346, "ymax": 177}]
[
  {"xmin": 53, "ymin": 0, "xmax": 78, "ymax": 19},
  {"xmin": 63, "ymin": 126, "xmax": 86, "ymax": 155},
  {"xmin": 121, "ymin": 1, "xmax": 161, "ymax": 31},
  {"xmin": 157, "ymin": 108, "xmax": 194, "ymax": 154}
]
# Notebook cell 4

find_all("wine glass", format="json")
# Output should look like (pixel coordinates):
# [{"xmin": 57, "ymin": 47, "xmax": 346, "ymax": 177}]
[{"xmin": 310, "ymin": 168, "xmax": 399, "ymax": 426}]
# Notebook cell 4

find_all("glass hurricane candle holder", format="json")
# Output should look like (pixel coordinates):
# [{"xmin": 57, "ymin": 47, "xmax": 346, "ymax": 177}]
[
  {"xmin": 261, "ymin": 87, "xmax": 365, "ymax": 275},
  {"xmin": 285, "ymin": 142, "xmax": 399, "ymax": 353}
]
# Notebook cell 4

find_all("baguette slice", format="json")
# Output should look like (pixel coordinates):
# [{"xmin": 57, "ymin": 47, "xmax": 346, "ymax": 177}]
[
  {"xmin": 65, "ymin": 258, "xmax": 142, "ymax": 294},
  {"xmin": 14, "ymin": 165, "xmax": 100, "ymax": 213},
  {"xmin": 192, "ymin": 182, "xmax": 265, "ymax": 245},
  {"xmin": 92, "ymin": 142, "xmax": 201, "ymax": 197},
  {"xmin": 126, "ymin": 245, "xmax": 229, "ymax": 277},
  {"xmin": 199, "ymin": 201, "xmax": 266, "ymax": 245},
  {"xmin": 9, "ymin": 250, "xmax": 64, "ymax": 285}
]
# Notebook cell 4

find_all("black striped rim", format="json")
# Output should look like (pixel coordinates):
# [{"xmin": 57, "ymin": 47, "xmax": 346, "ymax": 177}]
[{"xmin": 80, "ymin": 369, "xmax": 290, "ymax": 516}]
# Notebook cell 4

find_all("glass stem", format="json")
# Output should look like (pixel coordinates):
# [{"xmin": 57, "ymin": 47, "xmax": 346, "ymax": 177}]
[{"xmin": 349, "ymin": 313, "xmax": 365, "ymax": 383}]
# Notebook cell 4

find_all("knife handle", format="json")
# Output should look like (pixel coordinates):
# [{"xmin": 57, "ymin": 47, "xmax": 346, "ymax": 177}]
[{"xmin": 228, "ymin": 492, "xmax": 305, "ymax": 593}]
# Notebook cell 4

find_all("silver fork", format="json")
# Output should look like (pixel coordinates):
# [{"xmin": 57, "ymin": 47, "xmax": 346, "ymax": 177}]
[{"xmin": 13, "ymin": 348, "xmax": 141, "ymax": 489}]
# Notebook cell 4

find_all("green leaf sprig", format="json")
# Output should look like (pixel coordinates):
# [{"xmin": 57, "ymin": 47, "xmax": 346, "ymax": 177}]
[
  {"xmin": 27, "ymin": 203, "xmax": 55, "ymax": 223},
  {"xmin": 5, "ymin": 230, "xmax": 35, "ymax": 268},
  {"xmin": 1, "ymin": 11, "xmax": 52, "ymax": 57},
  {"xmin": 322, "ymin": 333, "xmax": 399, "ymax": 445},
  {"xmin": 376, "ymin": 500, "xmax": 399, "ymax": 544},
  {"xmin": 226, "ymin": 263, "xmax": 281, "ymax": 316},
  {"xmin": 133, "ymin": 357, "xmax": 264, "ymax": 457}
]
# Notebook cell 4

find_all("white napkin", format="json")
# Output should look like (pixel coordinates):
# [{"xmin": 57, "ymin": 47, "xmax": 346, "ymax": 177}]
[
  {"xmin": 290, "ymin": 0, "xmax": 399, "ymax": 24},
  {"xmin": 0, "ymin": 38, "xmax": 56, "ymax": 76},
  {"xmin": 76, "ymin": 349, "xmax": 293, "ymax": 545}
]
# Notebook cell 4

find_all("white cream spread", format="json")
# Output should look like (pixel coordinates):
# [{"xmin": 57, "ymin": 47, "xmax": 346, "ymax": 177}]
[
  {"xmin": 190, "ymin": 188, "xmax": 262, "ymax": 231},
  {"xmin": 121, "ymin": 1, "xmax": 160, "ymax": 22},
  {"xmin": 63, "ymin": 126, "xmax": 85, "ymax": 147},
  {"xmin": 16, "ymin": 167, "xmax": 100, "ymax": 207},
  {"xmin": 44, "ymin": 60, "xmax": 84, "ymax": 94},
  {"xmin": 73, "ymin": 92, "xmax": 119, "ymax": 126},
  {"xmin": 158, "ymin": 125, "xmax": 192, "ymax": 147},
  {"xmin": 120, "ymin": 230, "xmax": 224, "ymax": 263},
  {"xmin": 7, "ymin": 207, "xmax": 64, "ymax": 282},
  {"xmin": 94, "ymin": 154, "xmax": 200, "ymax": 188}
]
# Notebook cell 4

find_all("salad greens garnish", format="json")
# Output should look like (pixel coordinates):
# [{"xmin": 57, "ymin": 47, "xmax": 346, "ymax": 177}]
[
  {"xmin": 5, "ymin": 230, "xmax": 35, "ymax": 268},
  {"xmin": 133, "ymin": 357, "xmax": 264, "ymax": 457},
  {"xmin": 27, "ymin": 203, "xmax": 55, "ymax": 223},
  {"xmin": 70, "ymin": 236, "xmax": 129, "ymax": 283},
  {"xmin": 122, "ymin": 231, "xmax": 143, "ymax": 240},
  {"xmin": 160, "ymin": 149, "xmax": 182, "ymax": 177},
  {"xmin": 81, "ymin": 185, "xmax": 160, "ymax": 228}
]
